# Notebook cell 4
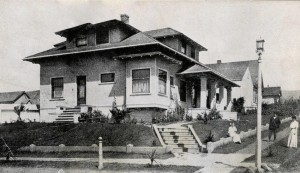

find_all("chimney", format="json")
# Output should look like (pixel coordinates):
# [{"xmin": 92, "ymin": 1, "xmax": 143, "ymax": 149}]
[
  {"xmin": 217, "ymin": 60, "xmax": 222, "ymax": 64},
  {"xmin": 120, "ymin": 14, "xmax": 129, "ymax": 24}
]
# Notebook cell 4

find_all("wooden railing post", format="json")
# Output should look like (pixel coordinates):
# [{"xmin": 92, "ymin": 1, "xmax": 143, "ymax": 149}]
[{"xmin": 98, "ymin": 137, "xmax": 103, "ymax": 169}]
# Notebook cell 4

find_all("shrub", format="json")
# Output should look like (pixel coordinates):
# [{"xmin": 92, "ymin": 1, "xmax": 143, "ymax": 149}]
[
  {"xmin": 146, "ymin": 149, "xmax": 158, "ymax": 167},
  {"xmin": 208, "ymin": 108, "xmax": 221, "ymax": 120},
  {"xmin": 197, "ymin": 112, "xmax": 209, "ymax": 124},
  {"xmin": 78, "ymin": 110, "xmax": 109, "ymax": 123},
  {"xmin": 13, "ymin": 104, "xmax": 25, "ymax": 122},
  {"xmin": 186, "ymin": 114, "xmax": 193, "ymax": 121},
  {"xmin": 110, "ymin": 108, "xmax": 130, "ymax": 124},
  {"xmin": 232, "ymin": 97, "xmax": 245, "ymax": 113},
  {"xmin": 204, "ymin": 130, "xmax": 215, "ymax": 143}
]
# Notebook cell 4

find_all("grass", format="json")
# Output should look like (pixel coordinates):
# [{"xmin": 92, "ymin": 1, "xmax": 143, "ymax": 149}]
[
  {"xmin": 190, "ymin": 114, "xmax": 287, "ymax": 143},
  {"xmin": 0, "ymin": 161, "xmax": 201, "ymax": 173},
  {"xmin": 0, "ymin": 122, "xmax": 160, "ymax": 149},
  {"xmin": 240, "ymin": 130, "xmax": 300, "ymax": 172},
  {"xmin": 12, "ymin": 151, "xmax": 174, "ymax": 159},
  {"xmin": 213, "ymin": 120, "xmax": 291, "ymax": 154}
]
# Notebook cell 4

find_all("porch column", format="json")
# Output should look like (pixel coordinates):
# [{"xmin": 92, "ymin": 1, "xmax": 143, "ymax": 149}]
[
  {"xmin": 200, "ymin": 76, "xmax": 207, "ymax": 109},
  {"xmin": 226, "ymin": 87, "xmax": 232, "ymax": 110},
  {"xmin": 219, "ymin": 85, "xmax": 225, "ymax": 110},
  {"xmin": 210, "ymin": 80, "xmax": 217, "ymax": 109},
  {"xmin": 186, "ymin": 81, "xmax": 193, "ymax": 108}
]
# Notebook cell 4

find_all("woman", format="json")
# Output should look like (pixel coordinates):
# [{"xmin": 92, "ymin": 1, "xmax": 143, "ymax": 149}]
[
  {"xmin": 287, "ymin": 116, "xmax": 298, "ymax": 148},
  {"xmin": 228, "ymin": 122, "xmax": 241, "ymax": 144}
]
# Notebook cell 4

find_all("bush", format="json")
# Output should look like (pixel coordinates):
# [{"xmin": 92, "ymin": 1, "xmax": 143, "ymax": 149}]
[
  {"xmin": 204, "ymin": 130, "xmax": 215, "ymax": 143},
  {"xmin": 110, "ymin": 108, "xmax": 130, "ymax": 124},
  {"xmin": 197, "ymin": 112, "xmax": 209, "ymax": 124},
  {"xmin": 208, "ymin": 108, "xmax": 221, "ymax": 120},
  {"xmin": 186, "ymin": 114, "xmax": 193, "ymax": 121},
  {"xmin": 232, "ymin": 97, "xmax": 245, "ymax": 113},
  {"xmin": 78, "ymin": 110, "xmax": 109, "ymax": 123}
]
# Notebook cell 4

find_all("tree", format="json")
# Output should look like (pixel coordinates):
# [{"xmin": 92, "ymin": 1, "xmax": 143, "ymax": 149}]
[{"xmin": 13, "ymin": 104, "xmax": 25, "ymax": 121}]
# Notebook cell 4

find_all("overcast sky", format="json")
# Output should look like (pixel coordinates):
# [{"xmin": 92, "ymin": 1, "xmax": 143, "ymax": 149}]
[{"xmin": 0, "ymin": 0, "xmax": 299, "ymax": 91}]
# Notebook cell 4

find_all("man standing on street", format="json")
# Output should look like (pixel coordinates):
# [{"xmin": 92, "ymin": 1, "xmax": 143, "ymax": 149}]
[{"xmin": 269, "ymin": 112, "xmax": 281, "ymax": 142}]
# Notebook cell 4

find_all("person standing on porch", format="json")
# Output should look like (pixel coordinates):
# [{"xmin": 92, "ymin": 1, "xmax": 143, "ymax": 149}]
[
  {"xmin": 268, "ymin": 113, "xmax": 281, "ymax": 142},
  {"xmin": 287, "ymin": 115, "xmax": 298, "ymax": 148}
]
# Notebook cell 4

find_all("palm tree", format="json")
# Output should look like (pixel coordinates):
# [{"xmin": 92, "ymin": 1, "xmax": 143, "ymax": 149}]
[{"xmin": 13, "ymin": 104, "xmax": 25, "ymax": 121}]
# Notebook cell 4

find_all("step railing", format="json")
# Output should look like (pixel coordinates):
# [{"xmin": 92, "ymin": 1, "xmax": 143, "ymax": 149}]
[
  {"xmin": 187, "ymin": 125, "xmax": 206, "ymax": 152},
  {"xmin": 152, "ymin": 124, "xmax": 166, "ymax": 147}
]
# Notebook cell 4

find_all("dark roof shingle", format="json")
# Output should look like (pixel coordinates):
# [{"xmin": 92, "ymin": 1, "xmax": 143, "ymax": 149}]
[
  {"xmin": 0, "ymin": 91, "xmax": 26, "ymax": 104},
  {"xmin": 263, "ymin": 87, "xmax": 282, "ymax": 97}
]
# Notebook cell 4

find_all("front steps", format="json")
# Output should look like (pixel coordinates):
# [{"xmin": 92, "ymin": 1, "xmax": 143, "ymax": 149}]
[
  {"xmin": 158, "ymin": 127, "xmax": 201, "ymax": 153},
  {"xmin": 54, "ymin": 107, "xmax": 81, "ymax": 123}
]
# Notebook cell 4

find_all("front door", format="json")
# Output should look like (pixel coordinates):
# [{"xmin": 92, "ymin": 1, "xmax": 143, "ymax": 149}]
[{"xmin": 77, "ymin": 76, "xmax": 86, "ymax": 105}]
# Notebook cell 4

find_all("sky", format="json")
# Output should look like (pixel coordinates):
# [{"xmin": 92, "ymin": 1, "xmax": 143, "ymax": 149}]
[{"xmin": 0, "ymin": 0, "xmax": 299, "ymax": 92}]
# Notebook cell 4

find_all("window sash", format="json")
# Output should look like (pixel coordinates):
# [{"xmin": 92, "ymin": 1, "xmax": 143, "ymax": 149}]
[
  {"xmin": 96, "ymin": 29, "xmax": 109, "ymax": 44},
  {"xmin": 132, "ymin": 69, "xmax": 150, "ymax": 93},
  {"xmin": 76, "ymin": 37, "xmax": 87, "ymax": 46},
  {"xmin": 159, "ymin": 70, "xmax": 167, "ymax": 94},
  {"xmin": 101, "ymin": 73, "xmax": 115, "ymax": 83},
  {"xmin": 52, "ymin": 78, "xmax": 63, "ymax": 98}
]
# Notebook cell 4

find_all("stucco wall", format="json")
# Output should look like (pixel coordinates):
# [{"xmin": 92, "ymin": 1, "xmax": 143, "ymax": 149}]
[{"xmin": 40, "ymin": 54, "xmax": 126, "ymax": 118}]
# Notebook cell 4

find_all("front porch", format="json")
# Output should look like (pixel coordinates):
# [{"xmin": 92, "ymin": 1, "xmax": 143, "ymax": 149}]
[{"xmin": 178, "ymin": 64, "xmax": 239, "ymax": 120}]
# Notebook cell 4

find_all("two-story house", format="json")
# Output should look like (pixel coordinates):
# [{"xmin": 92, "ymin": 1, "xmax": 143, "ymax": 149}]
[{"xmin": 24, "ymin": 15, "xmax": 239, "ymax": 122}]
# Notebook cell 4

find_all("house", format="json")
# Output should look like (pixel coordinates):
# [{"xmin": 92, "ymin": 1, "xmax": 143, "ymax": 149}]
[
  {"xmin": 0, "ymin": 90, "xmax": 40, "ymax": 123},
  {"xmin": 24, "ymin": 15, "xmax": 239, "ymax": 123},
  {"xmin": 263, "ymin": 86, "xmax": 282, "ymax": 104},
  {"xmin": 206, "ymin": 60, "xmax": 262, "ymax": 110}
]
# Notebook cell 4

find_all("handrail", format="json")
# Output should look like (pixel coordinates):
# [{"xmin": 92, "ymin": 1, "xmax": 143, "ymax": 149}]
[
  {"xmin": 188, "ymin": 125, "xmax": 206, "ymax": 149},
  {"xmin": 152, "ymin": 124, "xmax": 166, "ymax": 147}
]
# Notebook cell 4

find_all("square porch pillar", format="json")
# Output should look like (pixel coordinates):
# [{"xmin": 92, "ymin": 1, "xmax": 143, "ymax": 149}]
[
  {"xmin": 200, "ymin": 76, "xmax": 207, "ymax": 109},
  {"xmin": 210, "ymin": 81, "xmax": 217, "ymax": 109},
  {"xmin": 219, "ymin": 85, "xmax": 225, "ymax": 110},
  {"xmin": 226, "ymin": 87, "xmax": 232, "ymax": 110}
]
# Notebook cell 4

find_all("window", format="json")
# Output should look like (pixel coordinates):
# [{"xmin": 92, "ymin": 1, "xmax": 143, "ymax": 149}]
[
  {"xmin": 51, "ymin": 77, "xmax": 63, "ymax": 98},
  {"xmin": 159, "ymin": 70, "xmax": 167, "ymax": 94},
  {"xmin": 101, "ymin": 73, "xmax": 115, "ymax": 83},
  {"xmin": 96, "ymin": 28, "xmax": 109, "ymax": 44},
  {"xmin": 132, "ymin": 69, "xmax": 150, "ymax": 93},
  {"xmin": 180, "ymin": 80, "xmax": 186, "ymax": 102},
  {"xmin": 191, "ymin": 46, "xmax": 196, "ymax": 59},
  {"xmin": 181, "ymin": 40, "xmax": 187, "ymax": 54},
  {"xmin": 170, "ymin": 76, "xmax": 174, "ymax": 99},
  {"xmin": 76, "ymin": 37, "xmax": 87, "ymax": 47}
]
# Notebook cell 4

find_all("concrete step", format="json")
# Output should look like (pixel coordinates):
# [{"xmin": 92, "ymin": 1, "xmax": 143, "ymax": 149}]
[
  {"xmin": 160, "ymin": 132, "xmax": 191, "ymax": 136},
  {"xmin": 164, "ymin": 140, "xmax": 197, "ymax": 145},
  {"xmin": 161, "ymin": 134, "xmax": 194, "ymax": 138},
  {"xmin": 158, "ymin": 128, "xmax": 189, "ymax": 133},
  {"xmin": 172, "ymin": 147, "xmax": 200, "ymax": 154},
  {"xmin": 162, "ymin": 136, "xmax": 194, "ymax": 141},
  {"xmin": 63, "ymin": 110, "xmax": 80, "ymax": 113},
  {"xmin": 167, "ymin": 144, "xmax": 199, "ymax": 148},
  {"xmin": 53, "ymin": 120, "xmax": 74, "ymax": 123},
  {"xmin": 58, "ymin": 115, "xmax": 74, "ymax": 117},
  {"xmin": 56, "ymin": 118, "xmax": 74, "ymax": 121}
]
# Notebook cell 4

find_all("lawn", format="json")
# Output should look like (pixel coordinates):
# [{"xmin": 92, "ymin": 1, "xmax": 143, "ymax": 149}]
[
  {"xmin": 240, "ymin": 130, "xmax": 300, "ymax": 172},
  {"xmin": 0, "ymin": 122, "xmax": 160, "ymax": 149},
  {"xmin": 0, "ymin": 161, "xmax": 201, "ymax": 173},
  {"xmin": 190, "ymin": 113, "xmax": 287, "ymax": 143}
]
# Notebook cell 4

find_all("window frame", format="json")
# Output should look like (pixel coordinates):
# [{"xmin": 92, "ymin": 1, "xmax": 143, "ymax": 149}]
[
  {"xmin": 96, "ymin": 27, "xmax": 110, "ymax": 45},
  {"xmin": 76, "ymin": 37, "xmax": 88, "ymax": 47},
  {"xmin": 51, "ymin": 77, "xmax": 64, "ymax": 99},
  {"xmin": 170, "ymin": 76, "xmax": 175, "ymax": 100},
  {"xmin": 191, "ymin": 46, "xmax": 196, "ymax": 59},
  {"xmin": 158, "ymin": 69, "xmax": 168, "ymax": 95},
  {"xmin": 181, "ymin": 40, "xmax": 187, "ymax": 54},
  {"xmin": 131, "ymin": 68, "xmax": 151, "ymax": 94},
  {"xmin": 180, "ymin": 80, "xmax": 187, "ymax": 102},
  {"xmin": 100, "ymin": 73, "xmax": 115, "ymax": 84}
]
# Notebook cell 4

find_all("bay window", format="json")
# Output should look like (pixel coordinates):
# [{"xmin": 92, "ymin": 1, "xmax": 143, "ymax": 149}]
[{"xmin": 132, "ymin": 69, "xmax": 150, "ymax": 93}]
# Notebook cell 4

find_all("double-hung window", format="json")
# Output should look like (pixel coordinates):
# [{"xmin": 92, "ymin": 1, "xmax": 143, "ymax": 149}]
[
  {"xmin": 159, "ymin": 70, "xmax": 167, "ymax": 95},
  {"xmin": 51, "ymin": 77, "xmax": 63, "ymax": 98},
  {"xmin": 132, "ymin": 69, "xmax": 150, "ymax": 93},
  {"xmin": 170, "ymin": 76, "xmax": 174, "ymax": 99}
]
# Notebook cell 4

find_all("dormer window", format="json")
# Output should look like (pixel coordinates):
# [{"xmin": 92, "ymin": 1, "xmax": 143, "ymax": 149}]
[
  {"xmin": 96, "ymin": 28, "xmax": 109, "ymax": 44},
  {"xmin": 181, "ymin": 40, "xmax": 187, "ymax": 54},
  {"xmin": 76, "ymin": 37, "xmax": 87, "ymax": 47}
]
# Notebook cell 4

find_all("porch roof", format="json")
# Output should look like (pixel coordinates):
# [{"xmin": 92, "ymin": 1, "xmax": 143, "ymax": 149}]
[{"xmin": 178, "ymin": 64, "xmax": 239, "ymax": 87}]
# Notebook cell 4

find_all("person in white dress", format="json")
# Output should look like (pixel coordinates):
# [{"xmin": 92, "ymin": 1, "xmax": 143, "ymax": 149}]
[
  {"xmin": 287, "ymin": 115, "xmax": 298, "ymax": 148},
  {"xmin": 228, "ymin": 122, "xmax": 241, "ymax": 144}
]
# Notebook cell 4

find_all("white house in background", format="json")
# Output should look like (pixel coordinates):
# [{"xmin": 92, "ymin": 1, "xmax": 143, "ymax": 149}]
[
  {"xmin": 0, "ymin": 91, "xmax": 40, "ymax": 123},
  {"xmin": 207, "ymin": 60, "xmax": 262, "ymax": 110},
  {"xmin": 263, "ymin": 86, "xmax": 282, "ymax": 104}
]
